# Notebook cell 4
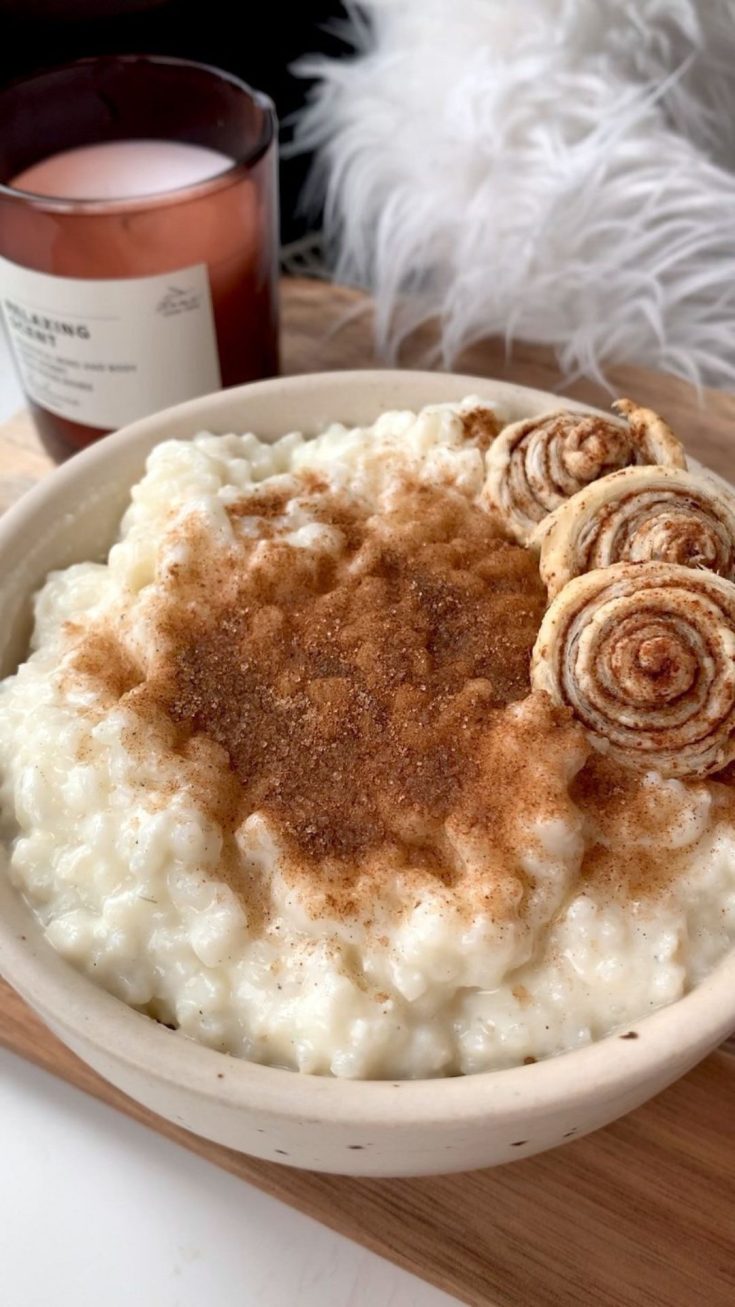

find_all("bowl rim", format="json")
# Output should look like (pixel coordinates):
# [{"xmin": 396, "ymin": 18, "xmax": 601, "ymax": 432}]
[{"xmin": 1, "ymin": 367, "xmax": 734, "ymax": 1128}]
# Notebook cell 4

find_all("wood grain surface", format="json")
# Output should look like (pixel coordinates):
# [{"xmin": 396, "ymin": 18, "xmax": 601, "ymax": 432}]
[{"xmin": 1, "ymin": 277, "xmax": 734, "ymax": 1307}]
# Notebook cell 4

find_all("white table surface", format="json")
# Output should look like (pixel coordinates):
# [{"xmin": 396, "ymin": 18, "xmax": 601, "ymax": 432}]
[{"xmin": 0, "ymin": 334, "xmax": 457, "ymax": 1307}]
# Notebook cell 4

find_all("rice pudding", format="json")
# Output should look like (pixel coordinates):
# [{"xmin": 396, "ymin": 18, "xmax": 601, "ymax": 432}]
[{"xmin": 1, "ymin": 398, "xmax": 734, "ymax": 1079}]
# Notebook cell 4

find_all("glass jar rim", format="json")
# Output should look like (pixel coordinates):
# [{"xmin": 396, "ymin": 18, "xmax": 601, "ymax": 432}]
[{"xmin": 0, "ymin": 53, "xmax": 277, "ymax": 214}]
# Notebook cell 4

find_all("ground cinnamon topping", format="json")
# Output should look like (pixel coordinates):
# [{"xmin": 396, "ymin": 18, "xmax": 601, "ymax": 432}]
[
  {"xmin": 460, "ymin": 406, "xmax": 502, "ymax": 452},
  {"xmin": 69, "ymin": 480, "xmax": 561, "ymax": 907},
  {"xmin": 69, "ymin": 629, "xmax": 140, "ymax": 701},
  {"xmin": 226, "ymin": 473, "xmax": 329, "ymax": 524},
  {"xmin": 572, "ymin": 753, "xmax": 710, "ymax": 899},
  {"xmin": 158, "ymin": 482, "xmax": 545, "ymax": 871},
  {"xmin": 67, "ymin": 471, "xmax": 719, "ymax": 918}
]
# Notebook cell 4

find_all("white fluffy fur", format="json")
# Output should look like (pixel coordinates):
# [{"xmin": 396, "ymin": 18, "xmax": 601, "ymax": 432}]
[{"xmin": 293, "ymin": 1, "xmax": 735, "ymax": 388}]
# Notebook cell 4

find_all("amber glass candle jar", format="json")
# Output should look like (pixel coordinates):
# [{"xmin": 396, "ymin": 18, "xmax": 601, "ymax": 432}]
[{"xmin": 0, "ymin": 55, "xmax": 278, "ymax": 459}]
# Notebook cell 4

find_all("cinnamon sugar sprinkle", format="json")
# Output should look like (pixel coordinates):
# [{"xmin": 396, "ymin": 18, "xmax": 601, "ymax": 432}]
[
  {"xmin": 459, "ymin": 406, "xmax": 503, "ymax": 451},
  {"xmin": 572, "ymin": 756, "xmax": 684, "ymax": 899},
  {"xmin": 69, "ymin": 481, "xmax": 568, "ymax": 905},
  {"xmin": 68, "ymin": 475, "xmax": 721, "ymax": 915},
  {"xmin": 160, "ymin": 483, "xmax": 545, "ymax": 870}
]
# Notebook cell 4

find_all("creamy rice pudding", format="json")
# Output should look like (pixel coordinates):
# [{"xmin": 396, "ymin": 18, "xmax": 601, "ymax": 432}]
[{"xmin": 1, "ymin": 398, "xmax": 734, "ymax": 1079}]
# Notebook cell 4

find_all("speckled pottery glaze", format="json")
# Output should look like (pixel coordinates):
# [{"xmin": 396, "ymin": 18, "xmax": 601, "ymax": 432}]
[{"xmin": 0, "ymin": 371, "xmax": 733, "ymax": 1177}]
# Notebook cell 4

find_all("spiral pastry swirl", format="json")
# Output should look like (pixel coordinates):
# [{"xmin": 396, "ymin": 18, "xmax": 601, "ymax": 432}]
[
  {"xmin": 486, "ymin": 399, "xmax": 685, "ymax": 543},
  {"xmin": 531, "ymin": 561, "xmax": 735, "ymax": 777},
  {"xmin": 535, "ymin": 464, "xmax": 735, "ymax": 599}
]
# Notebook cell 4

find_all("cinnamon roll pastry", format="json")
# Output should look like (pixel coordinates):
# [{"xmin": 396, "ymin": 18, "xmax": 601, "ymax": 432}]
[
  {"xmin": 531, "ymin": 561, "xmax": 735, "ymax": 777},
  {"xmin": 535, "ymin": 465, "xmax": 735, "ymax": 599},
  {"xmin": 486, "ymin": 399, "xmax": 685, "ymax": 544}
]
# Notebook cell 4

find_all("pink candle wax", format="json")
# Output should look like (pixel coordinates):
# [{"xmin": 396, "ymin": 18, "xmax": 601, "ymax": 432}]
[{"xmin": 11, "ymin": 139, "xmax": 234, "ymax": 200}]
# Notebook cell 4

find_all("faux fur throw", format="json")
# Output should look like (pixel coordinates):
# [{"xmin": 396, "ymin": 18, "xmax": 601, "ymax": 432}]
[{"xmin": 294, "ymin": 1, "xmax": 735, "ymax": 389}]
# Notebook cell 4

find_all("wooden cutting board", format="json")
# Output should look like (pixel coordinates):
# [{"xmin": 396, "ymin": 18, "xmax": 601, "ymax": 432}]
[{"xmin": 1, "ymin": 277, "xmax": 734, "ymax": 1307}]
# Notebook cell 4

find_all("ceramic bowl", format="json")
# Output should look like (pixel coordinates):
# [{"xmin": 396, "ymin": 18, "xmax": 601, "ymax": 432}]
[{"xmin": 1, "ymin": 370, "xmax": 733, "ymax": 1178}]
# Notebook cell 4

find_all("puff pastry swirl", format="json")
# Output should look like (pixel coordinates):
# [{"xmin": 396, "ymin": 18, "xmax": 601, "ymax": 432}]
[
  {"xmin": 531, "ymin": 561, "xmax": 735, "ymax": 777},
  {"xmin": 486, "ymin": 399, "xmax": 685, "ymax": 544},
  {"xmin": 535, "ymin": 464, "xmax": 735, "ymax": 599}
]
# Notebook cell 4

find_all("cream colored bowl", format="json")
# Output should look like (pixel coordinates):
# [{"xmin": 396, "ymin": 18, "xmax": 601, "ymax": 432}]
[{"xmin": 1, "ymin": 370, "xmax": 733, "ymax": 1178}]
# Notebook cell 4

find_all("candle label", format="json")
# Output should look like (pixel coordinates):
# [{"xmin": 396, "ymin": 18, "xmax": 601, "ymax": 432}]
[{"xmin": 0, "ymin": 257, "xmax": 222, "ymax": 429}]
